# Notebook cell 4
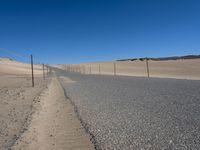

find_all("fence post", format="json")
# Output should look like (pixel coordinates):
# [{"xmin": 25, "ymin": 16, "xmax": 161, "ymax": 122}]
[
  {"xmin": 90, "ymin": 65, "xmax": 92, "ymax": 74},
  {"xmin": 46, "ymin": 64, "xmax": 48, "ymax": 76},
  {"xmin": 83, "ymin": 65, "xmax": 86, "ymax": 74},
  {"xmin": 99, "ymin": 64, "xmax": 101, "ymax": 75},
  {"xmin": 30, "ymin": 54, "xmax": 34, "ymax": 87},
  {"xmin": 114, "ymin": 62, "xmax": 116, "ymax": 76},
  {"xmin": 146, "ymin": 58, "xmax": 150, "ymax": 78},
  {"xmin": 46, "ymin": 64, "xmax": 48, "ymax": 75},
  {"xmin": 43, "ymin": 64, "xmax": 45, "ymax": 80}
]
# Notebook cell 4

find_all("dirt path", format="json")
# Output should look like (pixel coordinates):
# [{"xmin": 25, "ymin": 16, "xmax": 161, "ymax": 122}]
[{"xmin": 11, "ymin": 77, "xmax": 94, "ymax": 150}]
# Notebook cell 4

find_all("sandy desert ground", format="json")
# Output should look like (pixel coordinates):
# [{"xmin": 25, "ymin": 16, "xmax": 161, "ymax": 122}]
[
  {"xmin": 1, "ymin": 57, "xmax": 200, "ymax": 149},
  {"xmin": 0, "ymin": 58, "xmax": 44, "ymax": 76},
  {"xmin": 0, "ymin": 58, "xmax": 94, "ymax": 150},
  {"xmin": 61, "ymin": 59, "xmax": 200, "ymax": 80}
]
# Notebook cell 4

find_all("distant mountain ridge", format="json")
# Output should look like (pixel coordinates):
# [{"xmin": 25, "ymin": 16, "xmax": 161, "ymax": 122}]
[
  {"xmin": 117, "ymin": 55, "xmax": 200, "ymax": 61},
  {"xmin": 0, "ymin": 57, "xmax": 13, "ymax": 61}
]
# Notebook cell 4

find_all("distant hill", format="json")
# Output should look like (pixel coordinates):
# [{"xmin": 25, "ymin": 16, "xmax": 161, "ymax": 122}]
[
  {"xmin": 117, "ymin": 55, "xmax": 200, "ymax": 61},
  {"xmin": 0, "ymin": 57, "xmax": 13, "ymax": 61}
]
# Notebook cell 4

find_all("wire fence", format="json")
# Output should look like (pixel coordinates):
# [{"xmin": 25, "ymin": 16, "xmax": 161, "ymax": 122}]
[
  {"xmin": 62, "ymin": 59, "xmax": 200, "ymax": 80},
  {"xmin": 2, "ymin": 48, "xmax": 199, "ymax": 81},
  {"xmin": 0, "ymin": 48, "xmax": 51, "ymax": 87}
]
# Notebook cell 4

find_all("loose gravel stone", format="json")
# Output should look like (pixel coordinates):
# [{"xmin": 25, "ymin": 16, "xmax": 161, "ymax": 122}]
[{"xmin": 56, "ymin": 70, "xmax": 200, "ymax": 150}]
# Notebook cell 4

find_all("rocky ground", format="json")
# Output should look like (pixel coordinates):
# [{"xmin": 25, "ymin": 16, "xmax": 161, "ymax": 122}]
[
  {"xmin": 12, "ymin": 77, "xmax": 94, "ymax": 150},
  {"xmin": 56, "ymin": 69, "xmax": 200, "ymax": 150},
  {"xmin": 0, "ymin": 75, "xmax": 47, "ymax": 150},
  {"xmin": 0, "ymin": 74, "xmax": 94, "ymax": 150}
]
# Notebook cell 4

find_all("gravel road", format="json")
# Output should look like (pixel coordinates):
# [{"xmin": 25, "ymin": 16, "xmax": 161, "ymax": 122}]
[{"xmin": 55, "ymin": 69, "xmax": 200, "ymax": 150}]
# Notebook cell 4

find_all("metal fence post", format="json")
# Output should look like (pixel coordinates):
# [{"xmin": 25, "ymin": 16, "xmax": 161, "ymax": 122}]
[
  {"xmin": 114, "ymin": 62, "xmax": 116, "ymax": 76},
  {"xmin": 46, "ymin": 64, "xmax": 48, "ymax": 76},
  {"xmin": 99, "ymin": 64, "xmax": 101, "ymax": 75},
  {"xmin": 43, "ymin": 64, "xmax": 45, "ymax": 80},
  {"xmin": 90, "ymin": 65, "xmax": 92, "ymax": 74},
  {"xmin": 146, "ymin": 58, "xmax": 150, "ymax": 78},
  {"xmin": 30, "ymin": 54, "xmax": 34, "ymax": 87}
]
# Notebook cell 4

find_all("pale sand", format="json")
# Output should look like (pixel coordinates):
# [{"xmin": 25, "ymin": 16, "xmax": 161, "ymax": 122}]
[
  {"xmin": 62, "ymin": 59, "xmax": 200, "ymax": 80},
  {"xmin": 0, "ymin": 76, "xmax": 47, "ymax": 150},
  {"xmin": 11, "ymin": 77, "xmax": 94, "ymax": 150},
  {"xmin": 0, "ymin": 58, "xmax": 47, "ymax": 149},
  {"xmin": 0, "ymin": 58, "xmax": 94, "ymax": 150},
  {"xmin": 0, "ymin": 58, "xmax": 44, "ymax": 76}
]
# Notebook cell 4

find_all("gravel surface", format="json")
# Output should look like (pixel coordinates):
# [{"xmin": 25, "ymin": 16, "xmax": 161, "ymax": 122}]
[
  {"xmin": 0, "ymin": 76, "xmax": 47, "ymax": 150},
  {"xmin": 56, "ymin": 69, "xmax": 200, "ymax": 150}
]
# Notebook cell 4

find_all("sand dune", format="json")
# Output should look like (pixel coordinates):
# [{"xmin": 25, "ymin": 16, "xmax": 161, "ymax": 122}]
[
  {"xmin": 61, "ymin": 59, "xmax": 200, "ymax": 80},
  {"xmin": 0, "ymin": 58, "xmax": 94, "ymax": 149},
  {"xmin": 0, "ymin": 58, "xmax": 44, "ymax": 76}
]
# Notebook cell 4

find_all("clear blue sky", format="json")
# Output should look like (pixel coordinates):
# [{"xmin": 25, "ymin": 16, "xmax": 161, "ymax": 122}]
[{"xmin": 0, "ymin": 0, "xmax": 200, "ymax": 64}]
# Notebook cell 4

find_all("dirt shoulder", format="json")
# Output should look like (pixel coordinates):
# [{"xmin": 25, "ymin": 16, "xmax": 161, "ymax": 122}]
[
  {"xmin": 11, "ymin": 77, "xmax": 94, "ymax": 150},
  {"xmin": 0, "ymin": 75, "xmax": 47, "ymax": 150}
]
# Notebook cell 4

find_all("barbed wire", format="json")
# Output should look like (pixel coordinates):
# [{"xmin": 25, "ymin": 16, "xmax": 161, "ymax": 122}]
[
  {"xmin": 0, "ymin": 48, "xmax": 30, "ymax": 59},
  {"xmin": 0, "ymin": 48, "xmax": 46, "ymax": 65}
]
